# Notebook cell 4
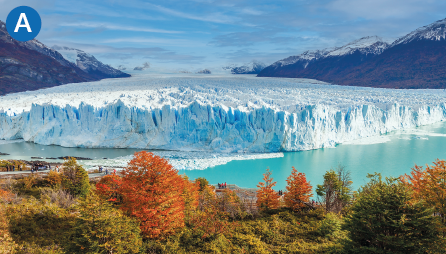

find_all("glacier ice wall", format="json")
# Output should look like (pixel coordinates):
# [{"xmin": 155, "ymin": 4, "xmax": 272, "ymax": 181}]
[
  {"xmin": 1, "ymin": 75, "xmax": 446, "ymax": 152},
  {"xmin": 0, "ymin": 100, "xmax": 445, "ymax": 152}
]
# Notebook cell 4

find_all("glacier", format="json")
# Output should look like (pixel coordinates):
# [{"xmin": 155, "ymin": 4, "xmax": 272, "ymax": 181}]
[{"xmin": 0, "ymin": 74, "xmax": 446, "ymax": 153}]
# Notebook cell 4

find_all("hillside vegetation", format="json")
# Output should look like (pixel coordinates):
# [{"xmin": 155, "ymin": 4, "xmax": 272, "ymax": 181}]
[{"xmin": 0, "ymin": 152, "xmax": 445, "ymax": 253}]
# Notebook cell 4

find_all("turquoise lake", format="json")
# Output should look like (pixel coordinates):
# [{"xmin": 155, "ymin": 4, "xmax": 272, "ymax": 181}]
[
  {"xmin": 186, "ymin": 122, "xmax": 446, "ymax": 191},
  {"xmin": 1, "ymin": 121, "xmax": 445, "ymax": 192}
]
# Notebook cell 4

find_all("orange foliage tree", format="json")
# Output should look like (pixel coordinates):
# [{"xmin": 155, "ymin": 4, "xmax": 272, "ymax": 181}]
[
  {"xmin": 95, "ymin": 173, "xmax": 123, "ymax": 205},
  {"xmin": 0, "ymin": 189, "xmax": 14, "ymax": 203},
  {"xmin": 401, "ymin": 159, "xmax": 446, "ymax": 224},
  {"xmin": 181, "ymin": 175, "xmax": 200, "ymax": 221},
  {"xmin": 256, "ymin": 168, "xmax": 279, "ymax": 211},
  {"xmin": 284, "ymin": 167, "xmax": 313, "ymax": 211},
  {"xmin": 117, "ymin": 151, "xmax": 186, "ymax": 239},
  {"xmin": 191, "ymin": 187, "xmax": 238, "ymax": 239},
  {"xmin": 46, "ymin": 170, "xmax": 63, "ymax": 189}
]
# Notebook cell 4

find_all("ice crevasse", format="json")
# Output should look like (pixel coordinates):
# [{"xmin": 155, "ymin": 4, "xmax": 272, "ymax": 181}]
[{"xmin": 0, "ymin": 75, "xmax": 446, "ymax": 153}]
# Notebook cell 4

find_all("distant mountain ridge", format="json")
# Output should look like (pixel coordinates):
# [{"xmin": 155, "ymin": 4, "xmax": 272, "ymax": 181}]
[
  {"xmin": 0, "ymin": 20, "xmax": 93, "ymax": 95},
  {"xmin": 258, "ymin": 19, "xmax": 446, "ymax": 89},
  {"xmin": 223, "ymin": 61, "xmax": 267, "ymax": 74},
  {"xmin": 392, "ymin": 18, "xmax": 446, "ymax": 45},
  {"xmin": 0, "ymin": 19, "xmax": 129, "ymax": 95},
  {"xmin": 269, "ymin": 36, "xmax": 388, "ymax": 70},
  {"xmin": 258, "ymin": 36, "xmax": 390, "ymax": 82},
  {"xmin": 52, "ymin": 45, "xmax": 130, "ymax": 79}
]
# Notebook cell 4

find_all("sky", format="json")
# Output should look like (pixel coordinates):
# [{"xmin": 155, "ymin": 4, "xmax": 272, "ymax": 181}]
[{"xmin": 1, "ymin": 0, "xmax": 446, "ymax": 72}]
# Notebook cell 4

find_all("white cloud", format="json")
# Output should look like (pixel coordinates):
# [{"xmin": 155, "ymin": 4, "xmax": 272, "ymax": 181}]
[
  {"xmin": 145, "ymin": 3, "xmax": 239, "ymax": 24},
  {"xmin": 239, "ymin": 8, "xmax": 263, "ymax": 16},
  {"xmin": 329, "ymin": 0, "xmax": 439, "ymax": 19},
  {"xmin": 59, "ymin": 22, "xmax": 183, "ymax": 34},
  {"xmin": 102, "ymin": 37, "xmax": 206, "ymax": 47}
]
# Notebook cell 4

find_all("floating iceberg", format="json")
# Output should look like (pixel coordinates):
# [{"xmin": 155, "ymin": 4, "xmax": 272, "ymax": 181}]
[
  {"xmin": 0, "ymin": 74, "xmax": 445, "ymax": 153},
  {"xmin": 83, "ymin": 151, "xmax": 285, "ymax": 170}
]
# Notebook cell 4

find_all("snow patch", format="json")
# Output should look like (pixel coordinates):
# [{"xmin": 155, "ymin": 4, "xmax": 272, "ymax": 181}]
[
  {"xmin": 54, "ymin": 48, "xmax": 79, "ymax": 64},
  {"xmin": 327, "ymin": 36, "xmax": 388, "ymax": 57}
]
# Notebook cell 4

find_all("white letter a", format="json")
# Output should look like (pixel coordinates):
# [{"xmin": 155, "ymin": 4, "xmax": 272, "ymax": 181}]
[{"xmin": 14, "ymin": 13, "xmax": 32, "ymax": 32}]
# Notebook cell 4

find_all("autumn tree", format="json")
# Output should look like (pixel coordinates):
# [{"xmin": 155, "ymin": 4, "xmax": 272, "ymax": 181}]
[
  {"xmin": 21, "ymin": 174, "xmax": 37, "ymax": 191},
  {"xmin": 256, "ymin": 168, "xmax": 279, "ymax": 211},
  {"xmin": 95, "ymin": 173, "xmax": 123, "ymax": 205},
  {"xmin": 118, "ymin": 151, "xmax": 186, "ymax": 239},
  {"xmin": 0, "ymin": 181, "xmax": 14, "ymax": 203},
  {"xmin": 61, "ymin": 157, "xmax": 90, "ymax": 198},
  {"xmin": 66, "ymin": 194, "xmax": 142, "ymax": 253},
  {"xmin": 284, "ymin": 167, "xmax": 313, "ymax": 211},
  {"xmin": 195, "ymin": 177, "xmax": 209, "ymax": 192},
  {"xmin": 182, "ymin": 175, "xmax": 199, "ymax": 222},
  {"xmin": 46, "ymin": 170, "xmax": 63, "ymax": 189},
  {"xmin": 316, "ymin": 164, "xmax": 353, "ymax": 213},
  {"xmin": 191, "ymin": 186, "xmax": 239, "ymax": 238},
  {"xmin": 401, "ymin": 159, "xmax": 446, "ymax": 226}
]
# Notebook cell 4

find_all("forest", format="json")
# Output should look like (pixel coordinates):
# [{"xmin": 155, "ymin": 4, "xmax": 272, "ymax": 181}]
[{"xmin": 0, "ymin": 151, "xmax": 445, "ymax": 253}]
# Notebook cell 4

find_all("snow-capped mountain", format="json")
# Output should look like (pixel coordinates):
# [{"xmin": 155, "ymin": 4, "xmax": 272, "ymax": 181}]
[
  {"xmin": 133, "ymin": 62, "xmax": 150, "ymax": 71},
  {"xmin": 223, "ymin": 61, "xmax": 267, "ymax": 74},
  {"xmin": 259, "ymin": 18, "xmax": 446, "ymax": 89},
  {"xmin": 259, "ymin": 36, "xmax": 388, "ymax": 80},
  {"xmin": 263, "ymin": 36, "xmax": 388, "ymax": 72},
  {"xmin": 197, "ymin": 69, "xmax": 211, "ymax": 74},
  {"xmin": 0, "ymin": 19, "xmax": 131, "ymax": 95},
  {"xmin": 52, "ymin": 46, "xmax": 130, "ymax": 79},
  {"xmin": 392, "ymin": 18, "xmax": 446, "ymax": 46},
  {"xmin": 326, "ymin": 36, "xmax": 389, "ymax": 57},
  {"xmin": 0, "ymin": 20, "xmax": 96, "ymax": 95},
  {"xmin": 22, "ymin": 40, "xmax": 78, "ymax": 69},
  {"xmin": 274, "ymin": 49, "xmax": 331, "ymax": 69}
]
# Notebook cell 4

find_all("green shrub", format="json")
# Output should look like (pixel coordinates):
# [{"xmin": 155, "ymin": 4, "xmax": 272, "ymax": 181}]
[
  {"xmin": 6, "ymin": 198, "xmax": 74, "ymax": 250},
  {"xmin": 61, "ymin": 157, "xmax": 90, "ymax": 198},
  {"xmin": 65, "ymin": 194, "xmax": 142, "ymax": 253},
  {"xmin": 14, "ymin": 175, "xmax": 46, "ymax": 198},
  {"xmin": 13, "ymin": 242, "xmax": 65, "ymax": 254},
  {"xmin": 343, "ymin": 173, "xmax": 442, "ymax": 253},
  {"xmin": 317, "ymin": 213, "xmax": 343, "ymax": 240}
]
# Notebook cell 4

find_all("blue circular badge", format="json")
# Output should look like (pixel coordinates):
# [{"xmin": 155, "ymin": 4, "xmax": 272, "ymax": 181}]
[{"xmin": 6, "ymin": 6, "xmax": 41, "ymax": 42}]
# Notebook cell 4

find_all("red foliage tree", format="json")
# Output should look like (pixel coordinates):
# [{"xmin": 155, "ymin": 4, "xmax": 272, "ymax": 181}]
[
  {"xmin": 96, "ymin": 152, "xmax": 189, "ymax": 239},
  {"xmin": 95, "ymin": 173, "xmax": 123, "ymax": 205},
  {"xmin": 284, "ymin": 167, "xmax": 313, "ymax": 211},
  {"xmin": 119, "ymin": 151, "xmax": 186, "ymax": 239},
  {"xmin": 256, "ymin": 168, "xmax": 279, "ymax": 210}
]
